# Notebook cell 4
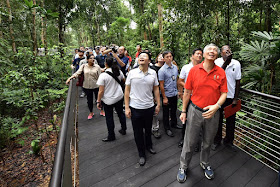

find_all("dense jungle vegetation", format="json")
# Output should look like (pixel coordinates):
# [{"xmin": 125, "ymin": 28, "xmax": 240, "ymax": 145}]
[{"xmin": 0, "ymin": 0, "xmax": 279, "ymax": 186}]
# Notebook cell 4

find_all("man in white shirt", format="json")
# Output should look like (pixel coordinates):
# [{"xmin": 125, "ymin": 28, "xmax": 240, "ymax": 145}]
[
  {"xmin": 212, "ymin": 45, "xmax": 241, "ymax": 151},
  {"xmin": 125, "ymin": 51, "xmax": 161, "ymax": 166},
  {"xmin": 177, "ymin": 48, "xmax": 203, "ymax": 148}
]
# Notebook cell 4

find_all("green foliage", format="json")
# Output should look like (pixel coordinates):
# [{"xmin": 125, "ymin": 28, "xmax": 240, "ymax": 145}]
[
  {"xmin": 0, "ymin": 116, "xmax": 28, "ymax": 148},
  {"xmin": 31, "ymin": 139, "xmax": 41, "ymax": 155},
  {"xmin": 240, "ymin": 31, "xmax": 280, "ymax": 94}
]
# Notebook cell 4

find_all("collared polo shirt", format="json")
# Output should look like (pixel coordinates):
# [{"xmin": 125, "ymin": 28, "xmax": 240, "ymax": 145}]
[
  {"xmin": 179, "ymin": 62, "xmax": 194, "ymax": 83},
  {"xmin": 185, "ymin": 62, "xmax": 228, "ymax": 109},
  {"xmin": 158, "ymin": 63, "xmax": 178, "ymax": 97},
  {"xmin": 215, "ymin": 57, "xmax": 241, "ymax": 99},
  {"xmin": 126, "ymin": 67, "xmax": 159, "ymax": 109}
]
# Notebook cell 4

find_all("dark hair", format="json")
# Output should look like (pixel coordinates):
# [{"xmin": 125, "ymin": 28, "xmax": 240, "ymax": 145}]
[
  {"xmin": 139, "ymin": 51, "xmax": 152, "ymax": 60},
  {"xmin": 162, "ymin": 51, "xmax": 173, "ymax": 58},
  {"xmin": 87, "ymin": 54, "xmax": 95, "ymax": 60},
  {"xmin": 137, "ymin": 44, "xmax": 142, "ymax": 48},
  {"xmin": 155, "ymin": 53, "xmax": 163, "ymax": 63},
  {"xmin": 192, "ymin": 48, "xmax": 203, "ymax": 55},
  {"xmin": 78, "ymin": 49, "xmax": 84, "ymax": 53},
  {"xmin": 105, "ymin": 56, "xmax": 120, "ymax": 76}
]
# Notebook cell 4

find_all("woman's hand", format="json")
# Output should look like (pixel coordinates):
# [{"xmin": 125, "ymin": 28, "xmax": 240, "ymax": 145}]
[
  {"xmin": 97, "ymin": 102, "xmax": 102, "ymax": 110},
  {"xmin": 66, "ymin": 78, "xmax": 71, "ymax": 85},
  {"xmin": 154, "ymin": 104, "xmax": 160, "ymax": 115},
  {"xmin": 125, "ymin": 107, "xmax": 131, "ymax": 118}
]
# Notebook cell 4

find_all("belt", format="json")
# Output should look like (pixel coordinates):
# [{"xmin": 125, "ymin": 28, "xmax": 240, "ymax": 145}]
[{"xmin": 190, "ymin": 101, "xmax": 208, "ymax": 112}]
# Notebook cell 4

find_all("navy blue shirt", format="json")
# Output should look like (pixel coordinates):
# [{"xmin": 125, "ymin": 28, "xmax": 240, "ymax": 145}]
[
  {"xmin": 72, "ymin": 57, "xmax": 85, "ymax": 71},
  {"xmin": 118, "ymin": 55, "xmax": 129, "ymax": 76},
  {"xmin": 95, "ymin": 54, "xmax": 107, "ymax": 68}
]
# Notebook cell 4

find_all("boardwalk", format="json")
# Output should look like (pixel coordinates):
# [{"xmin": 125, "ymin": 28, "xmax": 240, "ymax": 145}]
[{"xmin": 78, "ymin": 95, "xmax": 278, "ymax": 187}]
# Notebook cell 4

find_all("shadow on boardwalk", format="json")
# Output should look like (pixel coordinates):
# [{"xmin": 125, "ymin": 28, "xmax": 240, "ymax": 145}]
[{"xmin": 77, "ymin": 95, "xmax": 278, "ymax": 187}]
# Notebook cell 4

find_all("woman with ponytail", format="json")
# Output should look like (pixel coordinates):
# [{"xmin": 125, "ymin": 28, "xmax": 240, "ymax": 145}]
[{"xmin": 96, "ymin": 56, "xmax": 127, "ymax": 142}]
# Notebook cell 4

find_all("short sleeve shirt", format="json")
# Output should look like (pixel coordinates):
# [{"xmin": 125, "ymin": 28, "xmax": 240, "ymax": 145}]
[
  {"xmin": 73, "ymin": 64, "xmax": 101, "ymax": 89},
  {"xmin": 126, "ymin": 67, "xmax": 159, "ymax": 109},
  {"xmin": 95, "ymin": 54, "xmax": 107, "ymax": 68},
  {"xmin": 215, "ymin": 58, "xmax": 241, "ymax": 98},
  {"xmin": 118, "ymin": 55, "xmax": 129, "ymax": 76},
  {"xmin": 96, "ymin": 68, "xmax": 124, "ymax": 105},
  {"xmin": 158, "ymin": 63, "xmax": 178, "ymax": 97},
  {"xmin": 179, "ymin": 62, "xmax": 194, "ymax": 83},
  {"xmin": 185, "ymin": 62, "xmax": 228, "ymax": 109}
]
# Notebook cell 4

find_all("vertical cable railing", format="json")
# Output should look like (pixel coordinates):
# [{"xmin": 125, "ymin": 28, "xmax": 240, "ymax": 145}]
[
  {"xmin": 230, "ymin": 88, "xmax": 280, "ymax": 172},
  {"xmin": 49, "ymin": 73, "xmax": 78, "ymax": 187}
]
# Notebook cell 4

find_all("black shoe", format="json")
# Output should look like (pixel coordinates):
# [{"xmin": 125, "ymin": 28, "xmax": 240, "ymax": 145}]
[
  {"xmin": 171, "ymin": 124, "xmax": 183, "ymax": 129},
  {"xmin": 194, "ymin": 145, "xmax": 200, "ymax": 152},
  {"xmin": 118, "ymin": 129, "xmax": 126, "ymax": 135},
  {"xmin": 166, "ymin": 130, "xmax": 174, "ymax": 137},
  {"xmin": 102, "ymin": 137, "xmax": 116, "ymax": 142},
  {"xmin": 147, "ymin": 147, "xmax": 157, "ymax": 154},
  {"xmin": 139, "ymin": 157, "xmax": 146, "ymax": 166},
  {"xmin": 211, "ymin": 143, "xmax": 220, "ymax": 151},
  {"xmin": 178, "ymin": 139, "xmax": 184, "ymax": 148},
  {"xmin": 152, "ymin": 130, "xmax": 161, "ymax": 139}
]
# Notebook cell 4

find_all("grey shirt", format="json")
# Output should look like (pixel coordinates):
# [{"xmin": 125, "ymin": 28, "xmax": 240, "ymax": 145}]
[{"xmin": 126, "ymin": 67, "xmax": 159, "ymax": 109}]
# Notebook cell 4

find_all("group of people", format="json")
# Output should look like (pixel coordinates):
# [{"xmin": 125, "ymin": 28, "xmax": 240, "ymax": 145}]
[{"xmin": 66, "ymin": 43, "xmax": 241, "ymax": 183}]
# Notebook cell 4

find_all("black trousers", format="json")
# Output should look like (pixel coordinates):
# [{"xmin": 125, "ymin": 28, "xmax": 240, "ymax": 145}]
[
  {"xmin": 130, "ymin": 106, "xmax": 155, "ymax": 158},
  {"xmin": 214, "ymin": 98, "xmax": 236, "ymax": 144},
  {"xmin": 103, "ymin": 99, "xmax": 126, "ymax": 139},
  {"xmin": 162, "ymin": 95, "xmax": 178, "ymax": 130},
  {"xmin": 83, "ymin": 88, "xmax": 99, "ymax": 112}
]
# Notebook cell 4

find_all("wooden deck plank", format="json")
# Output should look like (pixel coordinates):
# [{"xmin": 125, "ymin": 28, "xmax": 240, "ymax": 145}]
[
  {"xmin": 219, "ymin": 157, "xmax": 264, "ymax": 187},
  {"xmin": 245, "ymin": 165, "xmax": 278, "ymax": 187},
  {"xmin": 78, "ymin": 96, "xmax": 278, "ymax": 187}
]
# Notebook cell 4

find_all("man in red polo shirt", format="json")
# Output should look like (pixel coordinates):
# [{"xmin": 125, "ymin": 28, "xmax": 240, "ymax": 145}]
[{"xmin": 177, "ymin": 43, "xmax": 228, "ymax": 183}]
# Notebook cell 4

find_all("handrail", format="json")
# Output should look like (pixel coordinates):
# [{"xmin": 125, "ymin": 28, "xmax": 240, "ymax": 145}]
[
  {"xmin": 232, "ymin": 88, "xmax": 280, "ymax": 172},
  {"xmin": 50, "ymin": 70, "xmax": 78, "ymax": 187},
  {"xmin": 241, "ymin": 88, "xmax": 280, "ymax": 103}
]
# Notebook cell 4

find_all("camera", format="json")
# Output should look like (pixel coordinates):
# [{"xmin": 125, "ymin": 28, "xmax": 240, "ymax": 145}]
[{"xmin": 110, "ymin": 45, "xmax": 118, "ymax": 53}]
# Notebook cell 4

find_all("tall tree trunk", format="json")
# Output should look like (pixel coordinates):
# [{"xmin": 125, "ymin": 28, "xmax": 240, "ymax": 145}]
[
  {"xmin": 32, "ymin": 0, "xmax": 37, "ymax": 56},
  {"xmin": 158, "ymin": 3, "xmax": 164, "ymax": 48},
  {"xmin": 265, "ymin": 0, "xmax": 272, "ymax": 32},
  {"xmin": 260, "ymin": 0, "xmax": 263, "ymax": 31},
  {"xmin": 58, "ymin": 1, "xmax": 64, "ymax": 56},
  {"xmin": 139, "ymin": 0, "xmax": 146, "ymax": 40},
  {"xmin": 41, "ymin": 0, "xmax": 47, "ymax": 54},
  {"xmin": 147, "ymin": 23, "xmax": 152, "ymax": 40},
  {"xmin": 6, "ymin": 0, "xmax": 16, "ymax": 53},
  {"xmin": 226, "ymin": 0, "xmax": 230, "ymax": 44}
]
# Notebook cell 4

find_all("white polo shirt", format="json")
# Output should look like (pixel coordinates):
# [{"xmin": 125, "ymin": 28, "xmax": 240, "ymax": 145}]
[
  {"xmin": 126, "ymin": 67, "xmax": 159, "ymax": 109},
  {"xmin": 96, "ymin": 68, "xmax": 125, "ymax": 105},
  {"xmin": 215, "ymin": 57, "xmax": 241, "ymax": 98},
  {"xmin": 179, "ymin": 62, "xmax": 194, "ymax": 83}
]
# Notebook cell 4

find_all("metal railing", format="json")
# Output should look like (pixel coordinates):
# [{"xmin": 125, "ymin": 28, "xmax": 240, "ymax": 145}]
[
  {"xmin": 50, "ymin": 76, "xmax": 78, "ymax": 187},
  {"xmin": 231, "ymin": 88, "xmax": 280, "ymax": 172}
]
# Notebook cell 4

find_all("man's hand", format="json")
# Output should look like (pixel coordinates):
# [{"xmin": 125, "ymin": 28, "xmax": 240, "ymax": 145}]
[
  {"xmin": 224, "ymin": 51, "xmax": 232, "ymax": 66},
  {"xmin": 125, "ymin": 107, "xmax": 131, "ymax": 118},
  {"xmin": 163, "ymin": 97, "xmax": 168, "ymax": 105},
  {"xmin": 180, "ymin": 113, "xmax": 187, "ymax": 124},
  {"xmin": 202, "ymin": 104, "xmax": 220, "ymax": 119},
  {"xmin": 232, "ymin": 99, "xmax": 237, "ymax": 108},
  {"xmin": 154, "ymin": 104, "xmax": 160, "ymax": 115}
]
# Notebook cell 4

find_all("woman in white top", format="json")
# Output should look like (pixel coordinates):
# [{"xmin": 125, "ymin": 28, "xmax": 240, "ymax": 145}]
[
  {"xmin": 96, "ymin": 56, "xmax": 127, "ymax": 142},
  {"xmin": 66, "ymin": 54, "xmax": 102, "ymax": 120}
]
